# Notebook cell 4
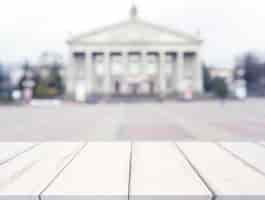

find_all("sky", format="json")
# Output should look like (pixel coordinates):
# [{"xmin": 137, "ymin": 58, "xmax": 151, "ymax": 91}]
[{"xmin": 0, "ymin": 0, "xmax": 265, "ymax": 67}]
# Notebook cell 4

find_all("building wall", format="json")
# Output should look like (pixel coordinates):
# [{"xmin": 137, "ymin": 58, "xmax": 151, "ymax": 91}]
[{"xmin": 66, "ymin": 47, "xmax": 204, "ymax": 99}]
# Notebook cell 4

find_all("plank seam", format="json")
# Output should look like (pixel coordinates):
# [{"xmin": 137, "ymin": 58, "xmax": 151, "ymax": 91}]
[
  {"xmin": 38, "ymin": 142, "xmax": 88, "ymax": 200},
  {"xmin": 0, "ymin": 143, "xmax": 40, "ymax": 166},
  {"xmin": 217, "ymin": 143, "xmax": 265, "ymax": 178},
  {"xmin": 175, "ymin": 143, "xmax": 216, "ymax": 200},
  {"xmin": 128, "ymin": 142, "xmax": 133, "ymax": 200}
]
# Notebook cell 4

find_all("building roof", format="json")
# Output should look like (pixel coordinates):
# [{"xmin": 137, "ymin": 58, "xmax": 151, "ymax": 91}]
[{"xmin": 68, "ymin": 6, "xmax": 202, "ymax": 45}]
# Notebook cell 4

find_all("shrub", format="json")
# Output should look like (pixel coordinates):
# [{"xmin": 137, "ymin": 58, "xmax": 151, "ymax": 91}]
[{"xmin": 34, "ymin": 83, "xmax": 58, "ymax": 98}]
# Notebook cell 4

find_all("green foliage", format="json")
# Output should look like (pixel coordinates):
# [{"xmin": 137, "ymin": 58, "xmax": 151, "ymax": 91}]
[
  {"xmin": 34, "ymin": 82, "xmax": 57, "ymax": 98},
  {"xmin": 0, "ymin": 64, "xmax": 12, "ymax": 102},
  {"xmin": 34, "ymin": 65, "xmax": 65, "ymax": 98},
  {"xmin": 48, "ymin": 66, "xmax": 65, "ymax": 94},
  {"xmin": 212, "ymin": 77, "xmax": 228, "ymax": 98},
  {"xmin": 202, "ymin": 65, "xmax": 212, "ymax": 92},
  {"xmin": 21, "ymin": 61, "xmax": 31, "ymax": 72}
]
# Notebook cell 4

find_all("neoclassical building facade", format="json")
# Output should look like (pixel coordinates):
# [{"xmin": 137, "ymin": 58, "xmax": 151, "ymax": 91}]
[{"xmin": 66, "ymin": 6, "xmax": 203, "ymax": 100}]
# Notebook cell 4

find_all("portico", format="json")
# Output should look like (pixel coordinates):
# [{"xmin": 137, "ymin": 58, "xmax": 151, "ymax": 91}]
[{"xmin": 66, "ymin": 5, "xmax": 203, "ymax": 100}]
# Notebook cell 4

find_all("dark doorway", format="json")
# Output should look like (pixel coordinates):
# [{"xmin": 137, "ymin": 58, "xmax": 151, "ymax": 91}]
[
  {"xmin": 149, "ymin": 81, "xmax": 155, "ymax": 95},
  {"xmin": 131, "ymin": 83, "xmax": 139, "ymax": 96},
  {"xmin": 114, "ymin": 81, "xmax": 121, "ymax": 95}
]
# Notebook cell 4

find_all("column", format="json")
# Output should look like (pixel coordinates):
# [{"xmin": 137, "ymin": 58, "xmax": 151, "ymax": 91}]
[
  {"xmin": 193, "ymin": 51, "xmax": 203, "ymax": 93},
  {"xmin": 74, "ymin": 53, "xmax": 87, "ymax": 102},
  {"xmin": 141, "ymin": 51, "xmax": 148, "ymax": 72},
  {"xmin": 159, "ymin": 52, "xmax": 167, "ymax": 97},
  {"xmin": 66, "ymin": 51, "xmax": 75, "ymax": 96},
  {"xmin": 103, "ymin": 52, "xmax": 112, "ymax": 95},
  {"xmin": 122, "ymin": 52, "xmax": 128, "ymax": 75},
  {"xmin": 143, "ymin": 51, "xmax": 149, "ymax": 77},
  {"xmin": 170, "ymin": 53, "xmax": 177, "ymax": 93},
  {"xmin": 141, "ymin": 51, "xmax": 148, "ymax": 95},
  {"xmin": 176, "ymin": 51, "xmax": 184, "ymax": 93},
  {"xmin": 122, "ymin": 51, "xmax": 128, "ymax": 95},
  {"xmin": 85, "ymin": 52, "xmax": 94, "ymax": 95}
]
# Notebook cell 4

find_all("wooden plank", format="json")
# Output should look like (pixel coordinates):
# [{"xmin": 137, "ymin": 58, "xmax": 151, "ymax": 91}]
[
  {"xmin": 0, "ymin": 142, "xmax": 84, "ymax": 200},
  {"xmin": 220, "ymin": 142, "xmax": 265, "ymax": 175},
  {"xmin": 177, "ymin": 142, "xmax": 265, "ymax": 200},
  {"xmin": 0, "ymin": 143, "xmax": 37, "ymax": 165},
  {"xmin": 41, "ymin": 142, "xmax": 131, "ymax": 200},
  {"xmin": 130, "ymin": 142, "xmax": 211, "ymax": 200}
]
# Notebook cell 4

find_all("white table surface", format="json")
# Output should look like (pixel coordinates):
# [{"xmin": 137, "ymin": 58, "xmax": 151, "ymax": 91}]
[
  {"xmin": 177, "ymin": 142, "xmax": 265, "ymax": 200},
  {"xmin": 0, "ymin": 142, "xmax": 265, "ymax": 200}
]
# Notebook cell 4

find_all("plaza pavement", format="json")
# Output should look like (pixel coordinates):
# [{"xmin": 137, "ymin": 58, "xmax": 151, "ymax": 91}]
[{"xmin": 0, "ymin": 98, "xmax": 265, "ymax": 141}]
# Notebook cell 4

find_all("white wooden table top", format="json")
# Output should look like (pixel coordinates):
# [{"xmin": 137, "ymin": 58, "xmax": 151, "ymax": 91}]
[
  {"xmin": 0, "ymin": 143, "xmax": 37, "ymax": 165},
  {"xmin": 130, "ymin": 142, "xmax": 211, "ymax": 200},
  {"xmin": 0, "ymin": 142, "xmax": 265, "ymax": 200},
  {"xmin": 177, "ymin": 142, "xmax": 265, "ymax": 200},
  {"xmin": 42, "ymin": 142, "xmax": 131, "ymax": 200}
]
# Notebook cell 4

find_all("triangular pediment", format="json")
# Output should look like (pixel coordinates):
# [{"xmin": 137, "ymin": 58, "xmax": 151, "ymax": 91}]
[{"xmin": 69, "ymin": 18, "xmax": 202, "ymax": 44}]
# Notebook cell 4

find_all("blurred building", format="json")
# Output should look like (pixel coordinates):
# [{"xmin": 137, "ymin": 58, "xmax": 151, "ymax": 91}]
[{"xmin": 66, "ymin": 5, "xmax": 204, "ymax": 99}]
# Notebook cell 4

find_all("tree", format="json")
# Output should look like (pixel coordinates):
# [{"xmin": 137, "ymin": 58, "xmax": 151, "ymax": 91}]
[
  {"xmin": 0, "ymin": 63, "xmax": 5, "ymax": 83},
  {"xmin": 48, "ymin": 62, "xmax": 65, "ymax": 95},
  {"xmin": 0, "ymin": 63, "xmax": 12, "ymax": 101},
  {"xmin": 202, "ymin": 63, "xmax": 212, "ymax": 92},
  {"xmin": 18, "ymin": 61, "xmax": 37, "ymax": 91},
  {"xmin": 236, "ymin": 52, "xmax": 265, "ymax": 94},
  {"xmin": 212, "ymin": 77, "xmax": 228, "ymax": 99},
  {"xmin": 33, "ymin": 54, "xmax": 65, "ymax": 98}
]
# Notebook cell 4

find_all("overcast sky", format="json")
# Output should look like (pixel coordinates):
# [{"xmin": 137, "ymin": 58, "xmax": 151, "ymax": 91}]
[{"xmin": 1, "ymin": 0, "xmax": 265, "ymax": 67}]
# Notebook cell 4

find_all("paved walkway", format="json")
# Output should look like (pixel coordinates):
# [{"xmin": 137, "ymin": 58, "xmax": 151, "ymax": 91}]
[{"xmin": 1, "ymin": 98, "xmax": 265, "ymax": 141}]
